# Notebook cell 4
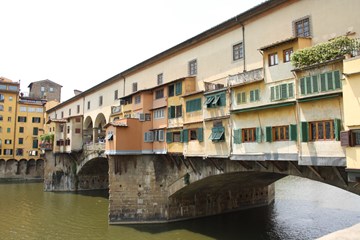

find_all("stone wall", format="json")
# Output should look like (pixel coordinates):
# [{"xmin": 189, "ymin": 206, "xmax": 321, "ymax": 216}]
[
  {"xmin": 0, "ymin": 159, "xmax": 44, "ymax": 181},
  {"xmin": 108, "ymin": 155, "xmax": 278, "ymax": 224}
]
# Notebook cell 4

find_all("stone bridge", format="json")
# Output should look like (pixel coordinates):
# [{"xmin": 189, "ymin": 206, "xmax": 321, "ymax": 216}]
[{"xmin": 107, "ymin": 154, "xmax": 360, "ymax": 224}]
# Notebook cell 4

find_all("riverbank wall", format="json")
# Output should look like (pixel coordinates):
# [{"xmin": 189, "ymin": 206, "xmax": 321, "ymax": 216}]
[{"xmin": 0, "ymin": 159, "xmax": 44, "ymax": 180}]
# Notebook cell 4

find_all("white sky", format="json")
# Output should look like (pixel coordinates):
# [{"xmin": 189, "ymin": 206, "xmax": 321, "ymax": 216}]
[{"xmin": 0, "ymin": 0, "xmax": 264, "ymax": 101}]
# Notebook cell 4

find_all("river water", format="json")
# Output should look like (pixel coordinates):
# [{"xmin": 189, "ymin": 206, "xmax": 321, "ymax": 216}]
[{"xmin": 1, "ymin": 176, "xmax": 360, "ymax": 240}]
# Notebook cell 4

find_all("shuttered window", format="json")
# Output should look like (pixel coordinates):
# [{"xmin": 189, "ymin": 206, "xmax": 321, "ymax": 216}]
[
  {"xmin": 270, "ymin": 83, "xmax": 294, "ymax": 101},
  {"xmin": 240, "ymin": 127, "xmax": 261, "ymax": 143},
  {"xmin": 250, "ymin": 89, "xmax": 260, "ymax": 102},
  {"xmin": 144, "ymin": 132, "xmax": 154, "ymax": 142},
  {"xmin": 205, "ymin": 93, "xmax": 226, "ymax": 108},
  {"xmin": 186, "ymin": 98, "xmax": 202, "ymax": 112},
  {"xmin": 175, "ymin": 81, "xmax": 182, "ymax": 95},
  {"xmin": 197, "ymin": 128, "xmax": 204, "ymax": 142},
  {"xmin": 209, "ymin": 126, "xmax": 225, "ymax": 142},
  {"xmin": 236, "ymin": 92, "xmax": 246, "ymax": 104},
  {"xmin": 300, "ymin": 70, "xmax": 341, "ymax": 95},
  {"xmin": 301, "ymin": 119, "xmax": 341, "ymax": 142}
]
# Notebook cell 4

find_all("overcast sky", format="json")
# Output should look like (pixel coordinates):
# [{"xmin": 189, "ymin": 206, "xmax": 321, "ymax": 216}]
[{"xmin": 0, "ymin": 0, "xmax": 264, "ymax": 101}]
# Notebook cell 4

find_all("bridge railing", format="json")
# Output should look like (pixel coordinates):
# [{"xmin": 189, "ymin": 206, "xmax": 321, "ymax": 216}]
[{"xmin": 84, "ymin": 142, "xmax": 105, "ymax": 152}]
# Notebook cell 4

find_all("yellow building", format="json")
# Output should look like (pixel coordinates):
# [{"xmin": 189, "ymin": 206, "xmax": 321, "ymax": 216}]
[{"xmin": 342, "ymin": 55, "xmax": 360, "ymax": 181}]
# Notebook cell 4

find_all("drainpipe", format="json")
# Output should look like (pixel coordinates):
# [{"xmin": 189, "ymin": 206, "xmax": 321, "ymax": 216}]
[
  {"xmin": 240, "ymin": 22, "xmax": 246, "ymax": 72},
  {"xmin": 12, "ymin": 91, "xmax": 19, "ymax": 159},
  {"xmin": 121, "ymin": 74, "xmax": 126, "ymax": 102}
]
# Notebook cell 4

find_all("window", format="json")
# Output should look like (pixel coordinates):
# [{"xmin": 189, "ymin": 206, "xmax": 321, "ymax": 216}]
[
  {"xmin": 49, "ymin": 87, "xmax": 54, "ymax": 92},
  {"xmin": 233, "ymin": 42, "xmax": 243, "ymax": 61},
  {"xmin": 18, "ymin": 138, "xmax": 23, "ymax": 144},
  {"xmin": 36, "ymin": 108, "xmax": 43, "ymax": 113},
  {"xmin": 168, "ymin": 105, "xmax": 182, "ymax": 119},
  {"xmin": 32, "ymin": 117, "xmax": 41, "ymax": 123},
  {"xmin": 173, "ymin": 132, "xmax": 181, "ymax": 142},
  {"xmin": 242, "ymin": 128, "xmax": 260, "ymax": 142},
  {"xmin": 236, "ymin": 92, "xmax": 246, "ymax": 104},
  {"xmin": 186, "ymin": 98, "xmax": 202, "ymax": 112},
  {"xmin": 8, "ymin": 106, "xmax": 12, "ymax": 112},
  {"xmin": 209, "ymin": 124, "xmax": 225, "ymax": 142},
  {"xmin": 205, "ymin": 93, "xmax": 226, "ymax": 108},
  {"xmin": 18, "ymin": 116, "xmax": 27, "ymax": 122},
  {"xmin": 155, "ymin": 89, "xmax": 164, "ymax": 99},
  {"xmin": 76, "ymin": 117, "xmax": 81, "ymax": 122},
  {"xmin": 16, "ymin": 149, "xmax": 23, "ymax": 156},
  {"xmin": 189, "ymin": 59, "xmax": 197, "ymax": 75},
  {"xmin": 33, "ymin": 127, "xmax": 38, "ymax": 136},
  {"xmin": 144, "ymin": 131, "xmax": 154, "ymax": 142},
  {"xmin": 19, "ymin": 127, "xmax": 24, "ymax": 133},
  {"xmin": 0, "ymin": 94, "xmax": 4, "ymax": 102},
  {"xmin": 134, "ymin": 95, "xmax": 141, "ymax": 104},
  {"xmin": 295, "ymin": 17, "xmax": 310, "ymax": 37},
  {"xmin": 145, "ymin": 113, "xmax": 151, "ymax": 121},
  {"xmin": 9, "ymin": 96, "xmax": 13, "ymax": 101},
  {"xmin": 114, "ymin": 90, "xmax": 118, "ymax": 100},
  {"xmin": 250, "ymin": 89, "xmax": 260, "ymax": 102},
  {"xmin": 20, "ymin": 106, "xmax": 27, "ymax": 112},
  {"xmin": 182, "ymin": 128, "xmax": 203, "ymax": 142},
  {"xmin": 0, "ymin": 126, "xmax": 1, "ymax": 133},
  {"xmin": 270, "ymin": 126, "xmax": 289, "ymax": 141},
  {"xmin": 0, "ymin": 105, "xmax": 3, "ymax": 111},
  {"xmin": 0, "ymin": 84, "xmax": 6, "ymax": 90},
  {"xmin": 154, "ymin": 109, "xmax": 165, "ymax": 119},
  {"xmin": 28, "ymin": 107, "xmax": 35, "ymax": 112},
  {"xmin": 299, "ymin": 70, "xmax": 341, "ymax": 95},
  {"xmin": 40, "ymin": 86, "xmax": 45, "ymax": 92},
  {"xmin": 69, "ymin": 108, "xmax": 71, "ymax": 116},
  {"xmin": 4, "ymin": 149, "xmax": 13, "ymax": 155},
  {"xmin": 269, "ymin": 53, "xmax": 279, "ymax": 66},
  {"xmin": 301, "ymin": 119, "xmax": 341, "ymax": 142},
  {"xmin": 157, "ymin": 73, "xmax": 163, "ymax": 85},
  {"xmin": 270, "ymin": 83, "xmax": 294, "ymax": 101},
  {"xmin": 341, "ymin": 130, "xmax": 360, "ymax": 147},
  {"xmin": 99, "ymin": 96, "xmax": 103, "ymax": 106},
  {"xmin": 8, "ymin": 117, "xmax": 11, "ymax": 122},
  {"xmin": 168, "ymin": 84, "xmax": 175, "ymax": 97},
  {"xmin": 283, "ymin": 48, "xmax": 293, "ymax": 63},
  {"xmin": 77, "ymin": 105, "xmax": 80, "ymax": 114},
  {"xmin": 132, "ymin": 82, "xmax": 138, "ymax": 92},
  {"xmin": 29, "ymin": 150, "xmax": 38, "ymax": 156},
  {"xmin": 32, "ymin": 139, "xmax": 39, "ymax": 149},
  {"xmin": 5, "ymin": 139, "xmax": 12, "ymax": 144},
  {"xmin": 154, "ymin": 130, "xmax": 164, "ymax": 142},
  {"xmin": 87, "ymin": 101, "xmax": 90, "ymax": 110},
  {"xmin": 190, "ymin": 129, "xmax": 197, "ymax": 140},
  {"xmin": 67, "ymin": 126, "xmax": 70, "ymax": 134},
  {"xmin": 166, "ymin": 131, "xmax": 182, "ymax": 143},
  {"xmin": 65, "ymin": 139, "xmax": 71, "ymax": 146},
  {"xmin": 61, "ymin": 111, "xmax": 64, "ymax": 118},
  {"xmin": 175, "ymin": 81, "xmax": 182, "ymax": 95},
  {"xmin": 0, "ymin": 115, "xmax": 2, "ymax": 121}
]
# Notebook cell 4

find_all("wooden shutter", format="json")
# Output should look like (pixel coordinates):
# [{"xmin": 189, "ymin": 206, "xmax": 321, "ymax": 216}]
[
  {"xmin": 289, "ymin": 124, "xmax": 297, "ymax": 141},
  {"xmin": 280, "ymin": 84, "xmax": 287, "ymax": 99},
  {"xmin": 241, "ymin": 92, "xmax": 246, "ymax": 103},
  {"xmin": 300, "ymin": 77, "xmax": 306, "ymax": 95},
  {"xmin": 334, "ymin": 118, "xmax": 341, "ymax": 141},
  {"xmin": 320, "ymin": 73, "xmax": 327, "ymax": 92},
  {"xmin": 166, "ymin": 132, "xmax": 172, "ymax": 143},
  {"xmin": 250, "ymin": 90, "xmax": 254, "ymax": 102},
  {"xmin": 327, "ymin": 72, "xmax": 334, "ymax": 90},
  {"xmin": 233, "ymin": 129, "xmax": 241, "ymax": 144},
  {"xmin": 219, "ymin": 93, "xmax": 226, "ymax": 106},
  {"xmin": 175, "ymin": 81, "xmax": 182, "ymax": 95},
  {"xmin": 265, "ymin": 126, "xmax": 272, "ymax": 142},
  {"xmin": 300, "ymin": 122, "xmax": 308, "ymax": 142},
  {"xmin": 197, "ymin": 128, "xmax": 204, "ymax": 142},
  {"xmin": 334, "ymin": 70, "xmax": 341, "ymax": 89},
  {"xmin": 182, "ymin": 129, "xmax": 189, "ymax": 143},
  {"xmin": 270, "ymin": 87, "xmax": 275, "ymax": 101},
  {"xmin": 312, "ymin": 75, "xmax": 318, "ymax": 92},
  {"xmin": 256, "ymin": 127, "xmax": 262, "ymax": 143},
  {"xmin": 236, "ymin": 93, "xmax": 241, "ymax": 104},
  {"xmin": 288, "ymin": 83, "xmax": 294, "ymax": 98},
  {"xmin": 340, "ymin": 131, "xmax": 351, "ymax": 147},
  {"xmin": 254, "ymin": 89, "xmax": 260, "ymax": 101},
  {"xmin": 305, "ymin": 76, "xmax": 312, "ymax": 94}
]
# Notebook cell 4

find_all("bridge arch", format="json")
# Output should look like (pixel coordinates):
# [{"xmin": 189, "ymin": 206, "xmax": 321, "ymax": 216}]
[
  {"xmin": 84, "ymin": 116, "xmax": 94, "ymax": 144},
  {"xmin": 94, "ymin": 113, "xmax": 107, "ymax": 143},
  {"xmin": 77, "ymin": 156, "xmax": 108, "ymax": 190}
]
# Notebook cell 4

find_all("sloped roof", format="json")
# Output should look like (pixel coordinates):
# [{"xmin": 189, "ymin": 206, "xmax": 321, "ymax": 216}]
[{"xmin": 28, "ymin": 79, "xmax": 63, "ymax": 88}]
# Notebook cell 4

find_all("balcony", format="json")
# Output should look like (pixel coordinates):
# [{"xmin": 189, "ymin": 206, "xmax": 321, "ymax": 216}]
[{"xmin": 228, "ymin": 68, "xmax": 263, "ymax": 86}]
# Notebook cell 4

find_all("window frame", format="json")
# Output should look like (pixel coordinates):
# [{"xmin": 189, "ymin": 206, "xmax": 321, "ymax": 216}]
[
  {"xmin": 268, "ymin": 52, "xmax": 279, "ymax": 66},
  {"xmin": 189, "ymin": 59, "xmax": 197, "ymax": 76},
  {"xmin": 283, "ymin": 48, "xmax": 293, "ymax": 63},
  {"xmin": 232, "ymin": 42, "xmax": 244, "ymax": 61},
  {"xmin": 309, "ymin": 120, "xmax": 335, "ymax": 141},
  {"xmin": 157, "ymin": 73, "xmax": 163, "ymax": 85},
  {"xmin": 155, "ymin": 89, "xmax": 164, "ymax": 99},
  {"xmin": 294, "ymin": 17, "xmax": 310, "ymax": 37}
]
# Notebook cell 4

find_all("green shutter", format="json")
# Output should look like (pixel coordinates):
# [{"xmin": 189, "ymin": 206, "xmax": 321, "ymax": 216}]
[
  {"xmin": 306, "ymin": 76, "xmax": 312, "ymax": 94},
  {"xmin": 233, "ymin": 129, "xmax": 241, "ymax": 144},
  {"xmin": 256, "ymin": 127, "xmax": 262, "ymax": 143},
  {"xmin": 168, "ymin": 107, "xmax": 172, "ymax": 118},
  {"xmin": 334, "ymin": 118, "xmax": 341, "ymax": 141},
  {"xmin": 250, "ymin": 90, "xmax": 254, "ymax": 102},
  {"xmin": 334, "ymin": 70, "xmax": 341, "ymax": 89},
  {"xmin": 320, "ymin": 73, "xmax": 327, "ymax": 91},
  {"xmin": 289, "ymin": 124, "xmax": 297, "ymax": 141},
  {"xmin": 236, "ymin": 93, "xmax": 241, "ymax": 104},
  {"xmin": 183, "ymin": 129, "xmax": 189, "ymax": 143},
  {"xmin": 180, "ymin": 130, "xmax": 183, "ymax": 142},
  {"xmin": 300, "ymin": 77, "xmax": 306, "ymax": 95},
  {"xmin": 270, "ymin": 86, "xmax": 275, "ymax": 101},
  {"xmin": 288, "ymin": 83, "xmax": 294, "ymax": 98},
  {"xmin": 241, "ymin": 92, "xmax": 246, "ymax": 103},
  {"xmin": 197, "ymin": 128, "xmax": 204, "ymax": 142},
  {"xmin": 219, "ymin": 93, "xmax": 226, "ymax": 106},
  {"xmin": 255, "ymin": 89, "xmax": 260, "ymax": 101},
  {"xmin": 175, "ymin": 81, "xmax": 182, "ymax": 95},
  {"xmin": 170, "ymin": 106, "xmax": 175, "ymax": 118},
  {"xmin": 280, "ymin": 84, "xmax": 288, "ymax": 99},
  {"xmin": 265, "ymin": 126, "xmax": 272, "ymax": 142},
  {"xmin": 312, "ymin": 75, "xmax": 318, "ymax": 92},
  {"xmin": 327, "ymin": 72, "xmax": 334, "ymax": 90},
  {"xmin": 33, "ymin": 139, "xmax": 38, "ymax": 148},
  {"xmin": 166, "ymin": 132, "xmax": 172, "ymax": 143},
  {"xmin": 195, "ymin": 98, "xmax": 201, "ymax": 111},
  {"xmin": 300, "ymin": 122, "xmax": 308, "ymax": 142},
  {"xmin": 33, "ymin": 128, "xmax": 38, "ymax": 136},
  {"xmin": 275, "ymin": 85, "xmax": 280, "ymax": 100}
]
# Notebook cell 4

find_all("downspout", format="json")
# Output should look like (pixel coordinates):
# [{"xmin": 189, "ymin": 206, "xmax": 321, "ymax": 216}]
[
  {"xmin": 121, "ymin": 74, "xmax": 126, "ymax": 101},
  {"xmin": 240, "ymin": 22, "xmax": 246, "ymax": 72},
  {"xmin": 12, "ymin": 91, "xmax": 19, "ymax": 159}
]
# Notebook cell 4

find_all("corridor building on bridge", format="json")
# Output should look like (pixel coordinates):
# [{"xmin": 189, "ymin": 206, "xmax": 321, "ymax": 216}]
[{"xmin": 43, "ymin": 0, "xmax": 360, "ymax": 223}]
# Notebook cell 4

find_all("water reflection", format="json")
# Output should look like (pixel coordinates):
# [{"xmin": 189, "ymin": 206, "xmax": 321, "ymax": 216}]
[{"xmin": 0, "ymin": 176, "xmax": 360, "ymax": 240}]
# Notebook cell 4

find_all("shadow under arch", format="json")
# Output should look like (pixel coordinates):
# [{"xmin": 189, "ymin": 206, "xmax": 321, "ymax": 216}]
[{"xmin": 77, "ymin": 157, "xmax": 109, "ymax": 190}]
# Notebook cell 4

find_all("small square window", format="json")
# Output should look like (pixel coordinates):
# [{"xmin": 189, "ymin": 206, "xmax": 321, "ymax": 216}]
[
  {"xmin": 134, "ymin": 95, "xmax": 141, "ymax": 104},
  {"xmin": 233, "ymin": 42, "xmax": 243, "ymax": 61},
  {"xmin": 269, "ymin": 53, "xmax": 278, "ymax": 66},
  {"xmin": 294, "ymin": 17, "xmax": 310, "ymax": 37},
  {"xmin": 132, "ymin": 82, "xmax": 138, "ymax": 92},
  {"xmin": 49, "ymin": 87, "xmax": 54, "ymax": 92}
]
